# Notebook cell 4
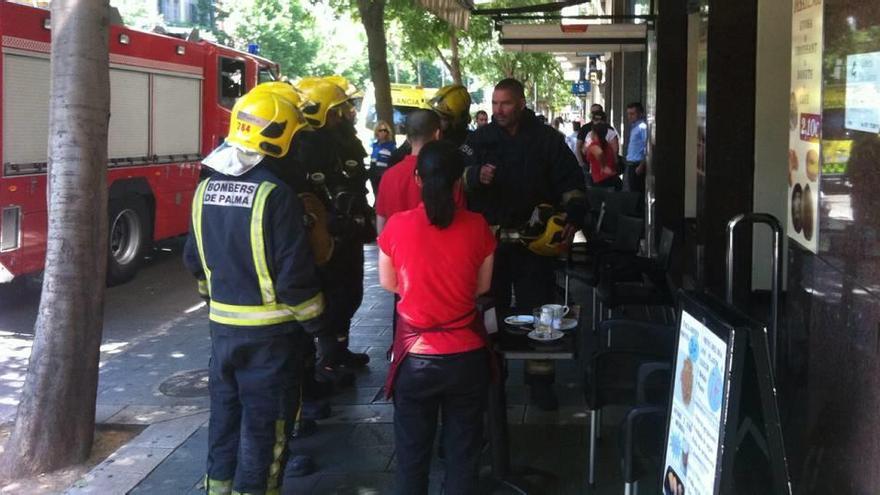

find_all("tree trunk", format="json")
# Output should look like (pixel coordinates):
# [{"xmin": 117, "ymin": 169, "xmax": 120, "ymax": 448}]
[
  {"xmin": 0, "ymin": 0, "xmax": 110, "ymax": 479},
  {"xmin": 357, "ymin": 0, "xmax": 394, "ymax": 136},
  {"xmin": 435, "ymin": 28, "xmax": 463, "ymax": 86},
  {"xmin": 448, "ymin": 28, "xmax": 462, "ymax": 85}
]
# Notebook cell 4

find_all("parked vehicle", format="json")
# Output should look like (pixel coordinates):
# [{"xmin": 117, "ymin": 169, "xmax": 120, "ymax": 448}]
[{"xmin": 0, "ymin": 1, "xmax": 278, "ymax": 285}]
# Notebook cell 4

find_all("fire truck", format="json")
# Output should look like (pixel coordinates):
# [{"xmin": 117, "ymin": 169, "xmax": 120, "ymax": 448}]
[{"xmin": 0, "ymin": 1, "xmax": 279, "ymax": 285}]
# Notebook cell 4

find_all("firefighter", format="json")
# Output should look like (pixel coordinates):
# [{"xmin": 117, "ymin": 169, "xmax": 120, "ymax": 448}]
[
  {"xmin": 428, "ymin": 83, "xmax": 472, "ymax": 147},
  {"xmin": 248, "ymin": 82, "xmax": 337, "ymax": 427},
  {"xmin": 184, "ymin": 89, "xmax": 324, "ymax": 493},
  {"xmin": 463, "ymin": 78, "xmax": 586, "ymax": 411},
  {"xmin": 388, "ymin": 83, "xmax": 472, "ymax": 167},
  {"xmin": 294, "ymin": 79, "xmax": 372, "ymax": 382}
]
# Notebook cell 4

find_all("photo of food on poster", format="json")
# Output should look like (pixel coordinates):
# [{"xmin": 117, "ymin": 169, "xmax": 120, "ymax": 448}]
[
  {"xmin": 787, "ymin": 0, "xmax": 823, "ymax": 253},
  {"xmin": 661, "ymin": 311, "xmax": 730, "ymax": 495}
]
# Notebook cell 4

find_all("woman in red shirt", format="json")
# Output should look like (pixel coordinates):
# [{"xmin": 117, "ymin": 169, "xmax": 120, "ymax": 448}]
[
  {"xmin": 584, "ymin": 122, "xmax": 622, "ymax": 189},
  {"xmin": 378, "ymin": 140, "xmax": 496, "ymax": 495}
]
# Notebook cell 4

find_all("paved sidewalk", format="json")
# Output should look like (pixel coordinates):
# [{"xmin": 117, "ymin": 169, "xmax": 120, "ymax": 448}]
[{"xmin": 58, "ymin": 245, "xmax": 641, "ymax": 495}]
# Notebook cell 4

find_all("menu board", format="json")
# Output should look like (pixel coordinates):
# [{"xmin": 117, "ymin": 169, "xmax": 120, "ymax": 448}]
[
  {"xmin": 845, "ymin": 51, "xmax": 880, "ymax": 134},
  {"xmin": 787, "ymin": 0, "xmax": 823, "ymax": 253},
  {"xmin": 661, "ymin": 310, "xmax": 730, "ymax": 495}
]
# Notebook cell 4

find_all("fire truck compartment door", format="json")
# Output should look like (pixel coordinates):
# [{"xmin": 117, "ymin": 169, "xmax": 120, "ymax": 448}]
[
  {"xmin": 152, "ymin": 75, "xmax": 201, "ymax": 157},
  {"xmin": 3, "ymin": 54, "xmax": 50, "ymax": 166},
  {"xmin": 108, "ymin": 70, "xmax": 149, "ymax": 159}
]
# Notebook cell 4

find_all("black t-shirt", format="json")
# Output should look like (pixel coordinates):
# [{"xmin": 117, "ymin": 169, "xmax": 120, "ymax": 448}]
[
  {"xmin": 576, "ymin": 123, "xmax": 617, "ymax": 142},
  {"xmin": 577, "ymin": 122, "xmax": 593, "ymax": 142}
]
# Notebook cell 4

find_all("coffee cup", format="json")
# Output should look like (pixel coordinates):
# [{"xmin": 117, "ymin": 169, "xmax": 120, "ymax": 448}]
[{"xmin": 541, "ymin": 304, "xmax": 569, "ymax": 330}]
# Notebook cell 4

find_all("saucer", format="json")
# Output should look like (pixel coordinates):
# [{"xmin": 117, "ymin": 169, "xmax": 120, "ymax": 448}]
[
  {"xmin": 504, "ymin": 315, "xmax": 534, "ymax": 326},
  {"xmin": 559, "ymin": 318, "xmax": 578, "ymax": 331},
  {"xmin": 527, "ymin": 329, "xmax": 564, "ymax": 342}
]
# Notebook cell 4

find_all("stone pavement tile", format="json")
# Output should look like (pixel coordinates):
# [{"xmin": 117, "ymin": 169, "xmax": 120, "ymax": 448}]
[
  {"xmin": 96, "ymin": 377, "xmax": 210, "ymax": 408},
  {"xmin": 0, "ymin": 405, "xmax": 16, "ymax": 425},
  {"xmin": 352, "ymin": 316, "xmax": 392, "ymax": 327},
  {"xmin": 297, "ymin": 439, "xmax": 393, "ymax": 475},
  {"xmin": 106, "ymin": 404, "xmax": 208, "ymax": 425},
  {"xmin": 130, "ymin": 426, "xmax": 207, "ymax": 494},
  {"xmin": 506, "ymin": 385, "xmax": 527, "ymax": 405},
  {"xmin": 310, "ymin": 472, "xmax": 394, "ymax": 494},
  {"xmin": 349, "ymin": 325, "xmax": 388, "ymax": 336},
  {"xmin": 557, "ymin": 382, "xmax": 587, "ymax": 407},
  {"xmin": 350, "ymin": 367, "xmax": 390, "ymax": 388},
  {"xmin": 94, "ymin": 404, "xmax": 125, "ymax": 424},
  {"xmin": 65, "ymin": 446, "xmax": 172, "ymax": 494},
  {"xmin": 348, "ymin": 335, "xmax": 391, "ymax": 348},
  {"xmin": 127, "ymin": 412, "xmax": 209, "ymax": 449},
  {"xmin": 348, "ymin": 423, "xmax": 394, "ymax": 447},
  {"xmin": 321, "ymin": 404, "xmax": 393, "ymax": 424},
  {"xmin": 507, "ymin": 405, "xmax": 526, "ymax": 425},
  {"xmin": 293, "ymin": 423, "xmax": 356, "ymax": 451},
  {"xmin": 327, "ymin": 386, "xmax": 382, "ymax": 405},
  {"xmin": 275, "ymin": 474, "xmax": 322, "ymax": 494},
  {"xmin": 365, "ymin": 346, "xmax": 390, "ymax": 359},
  {"xmin": 524, "ymin": 405, "xmax": 589, "ymax": 425}
]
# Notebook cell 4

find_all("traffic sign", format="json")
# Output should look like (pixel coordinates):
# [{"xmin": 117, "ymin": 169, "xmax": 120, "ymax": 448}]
[{"xmin": 571, "ymin": 80, "xmax": 591, "ymax": 95}]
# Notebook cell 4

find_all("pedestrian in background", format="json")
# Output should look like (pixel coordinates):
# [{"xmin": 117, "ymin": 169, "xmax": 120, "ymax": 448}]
[
  {"xmin": 584, "ymin": 122, "xmax": 622, "ymax": 189},
  {"xmin": 474, "ymin": 109, "xmax": 489, "ymax": 129},
  {"xmin": 378, "ymin": 140, "xmax": 496, "ymax": 495},
  {"xmin": 369, "ymin": 120, "xmax": 396, "ymax": 197},
  {"xmin": 624, "ymin": 102, "xmax": 648, "ymax": 193},
  {"xmin": 566, "ymin": 120, "xmax": 582, "ymax": 157}
]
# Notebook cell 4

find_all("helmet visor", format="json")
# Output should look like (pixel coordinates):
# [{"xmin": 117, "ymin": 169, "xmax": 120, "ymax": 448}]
[{"xmin": 203, "ymin": 142, "xmax": 265, "ymax": 177}]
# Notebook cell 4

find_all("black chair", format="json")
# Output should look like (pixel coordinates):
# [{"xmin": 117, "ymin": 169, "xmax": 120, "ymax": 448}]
[
  {"xmin": 582, "ymin": 319, "xmax": 674, "ymax": 486},
  {"xmin": 594, "ymin": 227, "xmax": 677, "ymax": 326}
]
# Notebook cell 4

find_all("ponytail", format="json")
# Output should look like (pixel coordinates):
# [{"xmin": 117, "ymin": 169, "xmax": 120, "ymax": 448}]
[
  {"xmin": 592, "ymin": 122, "xmax": 609, "ymax": 151},
  {"xmin": 416, "ymin": 141, "xmax": 464, "ymax": 229}
]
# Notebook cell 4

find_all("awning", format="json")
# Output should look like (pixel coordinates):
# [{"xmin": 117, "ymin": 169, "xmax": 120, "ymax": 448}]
[
  {"xmin": 418, "ymin": 0, "xmax": 473, "ymax": 30},
  {"xmin": 500, "ymin": 23, "xmax": 647, "ymax": 53}
]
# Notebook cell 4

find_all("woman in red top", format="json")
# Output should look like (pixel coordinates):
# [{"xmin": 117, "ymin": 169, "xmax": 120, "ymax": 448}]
[
  {"xmin": 584, "ymin": 122, "xmax": 622, "ymax": 189},
  {"xmin": 378, "ymin": 140, "xmax": 496, "ymax": 495}
]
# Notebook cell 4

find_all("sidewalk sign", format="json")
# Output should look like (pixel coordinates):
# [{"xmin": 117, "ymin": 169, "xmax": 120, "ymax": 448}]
[{"xmin": 660, "ymin": 291, "xmax": 791, "ymax": 495}]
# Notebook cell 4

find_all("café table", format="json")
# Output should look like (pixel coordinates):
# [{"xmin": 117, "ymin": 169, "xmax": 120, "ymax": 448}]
[{"xmin": 486, "ymin": 306, "xmax": 583, "ymax": 492}]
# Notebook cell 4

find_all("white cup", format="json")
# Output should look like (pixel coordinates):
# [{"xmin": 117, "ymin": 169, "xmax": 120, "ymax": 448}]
[{"xmin": 541, "ymin": 304, "xmax": 569, "ymax": 331}]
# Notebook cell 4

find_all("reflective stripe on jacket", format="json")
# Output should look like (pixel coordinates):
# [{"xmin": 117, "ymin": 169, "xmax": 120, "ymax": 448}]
[{"xmin": 183, "ymin": 166, "xmax": 324, "ymax": 328}]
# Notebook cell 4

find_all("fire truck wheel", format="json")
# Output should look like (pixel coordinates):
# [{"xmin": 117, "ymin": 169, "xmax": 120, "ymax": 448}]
[{"xmin": 107, "ymin": 196, "xmax": 150, "ymax": 286}]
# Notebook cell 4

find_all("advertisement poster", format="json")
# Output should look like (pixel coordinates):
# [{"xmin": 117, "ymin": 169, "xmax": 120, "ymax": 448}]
[
  {"xmin": 845, "ymin": 51, "xmax": 880, "ymax": 134},
  {"xmin": 661, "ymin": 311, "xmax": 730, "ymax": 495},
  {"xmin": 787, "ymin": 0, "xmax": 823, "ymax": 253}
]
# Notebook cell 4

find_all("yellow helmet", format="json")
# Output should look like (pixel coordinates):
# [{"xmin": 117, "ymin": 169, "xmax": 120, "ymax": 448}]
[
  {"xmin": 527, "ymin": 214, "xmax": 567, "ymax": 257},
  {"xmin": 226, "ymin": 90, "xmax": 307, "ymax": 158},
  {"xmin": 250, "ymin": 81, "xmax": 302, "ymax": 105},
  {"xmin": 324, "ymin": 75, "xmax": 363, "ymax": 99},
  {"xmin": 429, "ymin": 84, "xmax": 471, "ymax": 125},
  {"xmin": 294, "ymin": 79, "xmax": 349, "ymax": 128}
]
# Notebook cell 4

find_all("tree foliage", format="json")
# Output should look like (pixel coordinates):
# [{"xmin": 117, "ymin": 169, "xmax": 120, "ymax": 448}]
[{"xmin": 214, "ymin": 0, "xmax": 320, "ymax": 79}]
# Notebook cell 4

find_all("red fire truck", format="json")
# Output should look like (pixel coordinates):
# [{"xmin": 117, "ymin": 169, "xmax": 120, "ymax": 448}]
[{"xmin": 0, "ymin": 1, "xmax": 279, "ymax": 285}]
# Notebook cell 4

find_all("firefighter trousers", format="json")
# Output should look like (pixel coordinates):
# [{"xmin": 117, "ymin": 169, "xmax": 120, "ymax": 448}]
[
  {"xmin": 491, "ymin": 243, "xmax": 558, "ymax": 383},
  {"xmin": 206, "ymin": 326, "xmax": 303, "ymax": 495},
  {"xmin": 317, "ymin": 240, "xmax": 364, "ymax": 360}
]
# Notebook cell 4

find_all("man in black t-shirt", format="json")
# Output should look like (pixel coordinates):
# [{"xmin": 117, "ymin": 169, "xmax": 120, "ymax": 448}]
[{"xmin": 575, "ymin": 107, "xmax": 619, "ymax": 179}]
